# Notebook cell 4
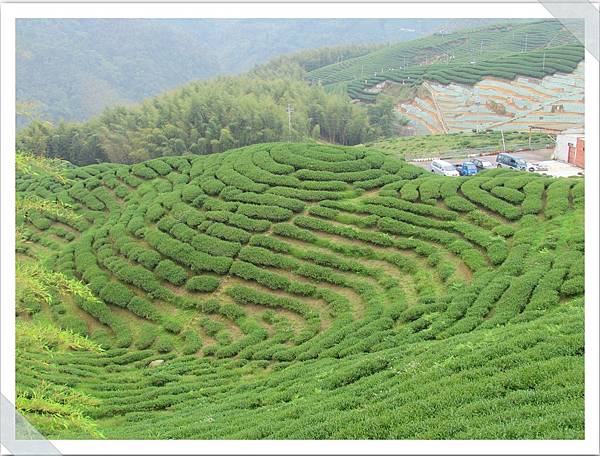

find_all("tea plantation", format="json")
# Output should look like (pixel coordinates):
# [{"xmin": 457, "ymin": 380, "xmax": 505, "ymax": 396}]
[
  {"xmin": 16, "ymin": 142, "xmax": 584, "ymax": 439},
  {"xmin": 364, "ymin": 131, "xmax": 554, "ymax": 160},
  {"xmin": 308, "ymin": 20, "xmax": 583, "ymax": 101}
]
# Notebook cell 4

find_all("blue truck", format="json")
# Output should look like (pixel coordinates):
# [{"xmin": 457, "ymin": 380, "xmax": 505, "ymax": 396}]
[{"xmin": 454, "ymin": 161, "xmax": 479, "ymax": 176}]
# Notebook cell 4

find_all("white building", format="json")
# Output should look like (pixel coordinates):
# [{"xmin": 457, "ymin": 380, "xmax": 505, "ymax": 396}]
[{"xmin": 553, "ymin": 128, "xmax": 584, "ymax": 163}]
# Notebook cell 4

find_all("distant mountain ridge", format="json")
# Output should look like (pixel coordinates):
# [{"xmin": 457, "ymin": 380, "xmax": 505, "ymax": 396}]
[{"xmin": 17, "ymin": 18, "xmax": 499, "ymax": 126}]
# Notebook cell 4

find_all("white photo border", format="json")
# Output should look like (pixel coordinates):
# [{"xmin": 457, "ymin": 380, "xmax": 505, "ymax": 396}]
[{"xmin": 1, "ymin": 3, "xmax": 598, "ymax": 455}]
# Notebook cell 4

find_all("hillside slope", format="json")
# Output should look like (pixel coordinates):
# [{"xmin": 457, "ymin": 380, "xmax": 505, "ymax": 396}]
[
  {"xmin": 16, "ymin": 143, "xmax": 584, "ymax": 439},
  {"xmin": 18, "ymin": 18, "xmax": 493, "ymax": 126},
  {"xmin": 307, "ymin": 20, "xmax": 584, "ymax": 134},
  {"xmin": 16, "ymin": 74, "xmax": 376, "ymax": 165},
  {"xmin": 399, "ymin": 60, "xmax": 584, "ymax": 134},
  {"xmin": 308, "ymin": 20, "xmax": 580, "ymax": 96}
]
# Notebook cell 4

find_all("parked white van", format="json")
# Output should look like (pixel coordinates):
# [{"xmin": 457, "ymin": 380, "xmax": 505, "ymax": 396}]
[{"xmin": 431, "ymin": 160, "xmax": 459, "ymax": 177}]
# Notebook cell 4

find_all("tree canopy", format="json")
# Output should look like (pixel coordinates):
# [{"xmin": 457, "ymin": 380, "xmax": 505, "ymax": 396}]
[{"xmin": 17, "ymin": 70, "xmax": 391, "ymax": 165}]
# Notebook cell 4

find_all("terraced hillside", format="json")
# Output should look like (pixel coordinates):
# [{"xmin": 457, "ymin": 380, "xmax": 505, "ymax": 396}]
[
  {"xmin": 399, "ymin": 61, "xmax": 584, "ymax": 134},
  {"xmin": 16, "ymin": 143, "xmax": 584, "ymax": 439},
  {"xmin": 364, "ymin": 130, "xmax": 555, "ymax": 160},
  {"xmin": 308, "ymin": 20, "xmax": 581, "ymax": 97},
  {"xmin": 307, "ymin": 20, "xmax": 584, "ymax": 134}
]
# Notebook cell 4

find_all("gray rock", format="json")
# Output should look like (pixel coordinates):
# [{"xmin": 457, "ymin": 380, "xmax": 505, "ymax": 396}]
[{"xmin": 148, "ymin": 359, "xmax": 165, "ymax": 368}]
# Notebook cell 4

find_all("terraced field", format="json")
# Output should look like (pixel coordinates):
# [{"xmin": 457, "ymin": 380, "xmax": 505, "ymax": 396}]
[
  {"xmin": 16, "ymin": 143, "xmax": 584, "ymax": 439},
  {"xmin": 308, "ymin": 20, "xmax": 581, "ymax": 99},
  {"xmin": 364, "ymin": 130, "xmax": 555, "ymax": 160},
  {"xmin": 307, "ymin": 20, "xmax": 584, "ymax": 135},
  {"xmin": 399, "ymin": 61, "xmax": 584, "ymax": 134}
]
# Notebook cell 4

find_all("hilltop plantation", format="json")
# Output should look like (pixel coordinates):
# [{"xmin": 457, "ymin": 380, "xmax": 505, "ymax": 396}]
[{"xmin": 16, "ymin": 143, "xmax": 583, "ymax": 439}]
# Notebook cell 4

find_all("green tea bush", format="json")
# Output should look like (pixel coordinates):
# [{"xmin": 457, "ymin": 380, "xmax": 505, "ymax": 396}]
[
  {"xmin": 132, "ymin": 164, "xmax": 159, "ymax": 179},
  {"xmin": 444, "ymin": 196, "xmax": 476, "ymax": 212},
  {"xmin": 545, "ymin": 180, "xmax": 573, "ymax": 219},
  {"xmin": 135, "ymin": 324, "xmax": 158, "ymax": 349},
  {"xmin": 127, "ymin": 297, "xmax": 160, "ymax": 321},
  {"xmin": 323, "ymin": 357, "xmax": 389, "ymax": 389},
  {"xmin": 185, "ymin": 276, "xmax": 220, "ymax": 293},
  {"xmin": 190, "ymin": 233, "xmax": 240, "ymax": 258},
  {"xmin": 98, "ymin": 282, "xmax": 135, "ymax": 308},
  {"xmin": 146, "ymin": 159, "xmax": 172, "ymax": 176},
  {"xmin": 237, "ymin": 204, "xmax": 292, "ymax": 222},
  {"xmin": 206, "ymin": 222, "xmax": 251, "ymax": 243},
  {"xmin": 156, "ymin": 334, "xmax": 175, "ymax": 353},
  {"xmin": 145, "ymin": 203, "xmax": 166, "ymax": 222},
  {"xmin": 561, "ymin": 276, "xmax": 584, "ymax": 296},
  {"xmin": 461, "ymin": 178, "xmax": 521, "ymax": 220},
  {"xmin": 162, "ymin": 316, "xmax": 184, "ymax": 334},
  {"xmin": 57, "ymin": 314, "xmax": 88, "ymax": 336},
  {"xmin": 154, "ymin": 260, "xmax": 188, "ymax": 286},
  {"xmin": 181, "ymin": 330, "xmax": 203, "ymax": 355},
  {"xmin": 490, "ymin": 186, "xmax": 525, "ymax": 203}
]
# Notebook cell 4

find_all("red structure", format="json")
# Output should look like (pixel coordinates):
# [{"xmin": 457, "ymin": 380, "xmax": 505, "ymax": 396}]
[{"xmin": 568, "ymin": 137, "xmax": 585, "ymax": 169}]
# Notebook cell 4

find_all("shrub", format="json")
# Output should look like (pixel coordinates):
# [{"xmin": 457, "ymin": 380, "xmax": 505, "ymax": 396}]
[
  {"xmin": 28, "ymin": 213, "xmax": 52, "ymax": 230},
  {"xmin": 146, "ymin": 203, "xmax": 166, "ymax": 222},
  {"xmin": 132, "ymin": 164, "xmax": 158, "ymax": 179},
  {"xmin": 58, "ymin": 314, "xmax": 88, "ymax": 336},
  {"xmin": 90, "ymin": 329, "xmax": 113, "ymax": 349},
  {"xmin": 99, "ymin": 282, "xmax": 135, "ymax": 308},
  {"xmin": 127, "ymin": 297, "xmax": 160, "ymax": 321},
  {"xmin": 272, "ymin": 223, "xmax": 317, "ymax": 243},
  {"xmin": 145, "ymin": 228, "xmax": 232, "ymax": 274},
  {"xmin": 181, "ymin": 330, "xmax": 203, "ymax": 354},
  {"xmin": 146, "ymin": 159, "xmax": 172, "ymax": 176},
  {"xmin": 162, "ymin": 316, "xmax": 184, "ymax": 334},
  {"xmin": 461, "ymin": 178, "xmax": 521, "ymax": 220},
  {"xmin": 323, "ymin": 357, "xmax": 389, "ymax": 389},
  {"xmin": 137, "ymin": 250, "xmax": 162, "ymax": 269},
  {"xmin": 156, "ymin": 334, "xmax": 175, "ymax": 353},
  {"xmin": 229, "ymin": 261, "xmax": 292, "ymax": 292},
  {"xmin": 561, "ymin": 276, "xmax": 584, "ymax": 296},
  {"xmin": 444, "ymin": 196, "xmax": 476, "ymax": 212},
  {"xmin": 237, "ymin": 203, "xmax": 292, "ymax": 222},
  {"xmin": 249, "ymin": 234, "xmax": 292, "ymax": 253},
  {"xmin": 490, "ymin": 186, "xmax": 525, "ymax": 203},
  {"xmin": 206, "ymin": 222, "xmax": 251, "ymax": 243},
  {"xmin": 136, "ymin": 325, "xmax": 158, "ymax": 349},
  {"xmin": 185, "ymin": 276, "xmax": 220, "ymax": 293},
  {"xmin": 492, "ymin": 224, "xmax": 515, "ymax": 238},
  {"xmin": 181, "ymin": 184, "xmax": 204, "ymax": 203},
  {"xmin": 191, "ymin": 233, "xmax": 240, "ymax": 257},
  {"xmin": 545, "ymin": 180, "xmax": 573, "ymax": 219},
  {"xmin": 154, "ymin": 260, "xmax": 188, "ymax": 286},
  {"xmin": 219, "ymin": 303, "xmax": 246, "ymax": 320}
]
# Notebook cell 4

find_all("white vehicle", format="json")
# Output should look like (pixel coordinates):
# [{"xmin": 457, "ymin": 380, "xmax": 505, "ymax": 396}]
[
  {"xmin": 431, "ymin": 160, "xmax": 460, "ymax": 177},
  {"xmin": 526, "ymin": 162, "xmax": 548, "ymax": 172},
  {"xmin": 472, "ymin": 158, "xmax": 494, "ymax": 170}
]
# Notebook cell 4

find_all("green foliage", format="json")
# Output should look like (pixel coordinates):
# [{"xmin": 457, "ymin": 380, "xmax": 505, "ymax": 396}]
[
  {"xmin": 154, "ymin": 259, "xmax": 188, "ymax": 286},
  {"xmin": 15, "ymin": 141, "xmax": 584, "ymax": 440},
  {"xmin": 185, "ymin": 276, "xmax": 220, "ymax": 293},
  {"xmin": 309, "ymin": 19, "xmax": 581, "ymax": 102},
  {"xmin": 135, "ymin": 325, "xmax": 158, "ymax": 350},
  {"xmin": 18, "ymin": 75, "xmax": 376, "ymax": 165},
  {"xmin": 323, "ymin": 356, "xmax": 389, "ymax": 389},
  {"xmin": 156, "ymin": 334, "xmax": 175, "ymax": 353},
  {"xmin": 181, "ymin": 330, "xmax": 203, "ymax": 355}
]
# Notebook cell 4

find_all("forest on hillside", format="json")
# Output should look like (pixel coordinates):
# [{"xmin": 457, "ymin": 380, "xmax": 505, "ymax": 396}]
[
  {"xmin": 16, "ymin": 68, "xmax": 399, "ymax": 165},
  {"xmin": 17, "ymin": 18, "xmax": 496, "ymax": 125}
]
